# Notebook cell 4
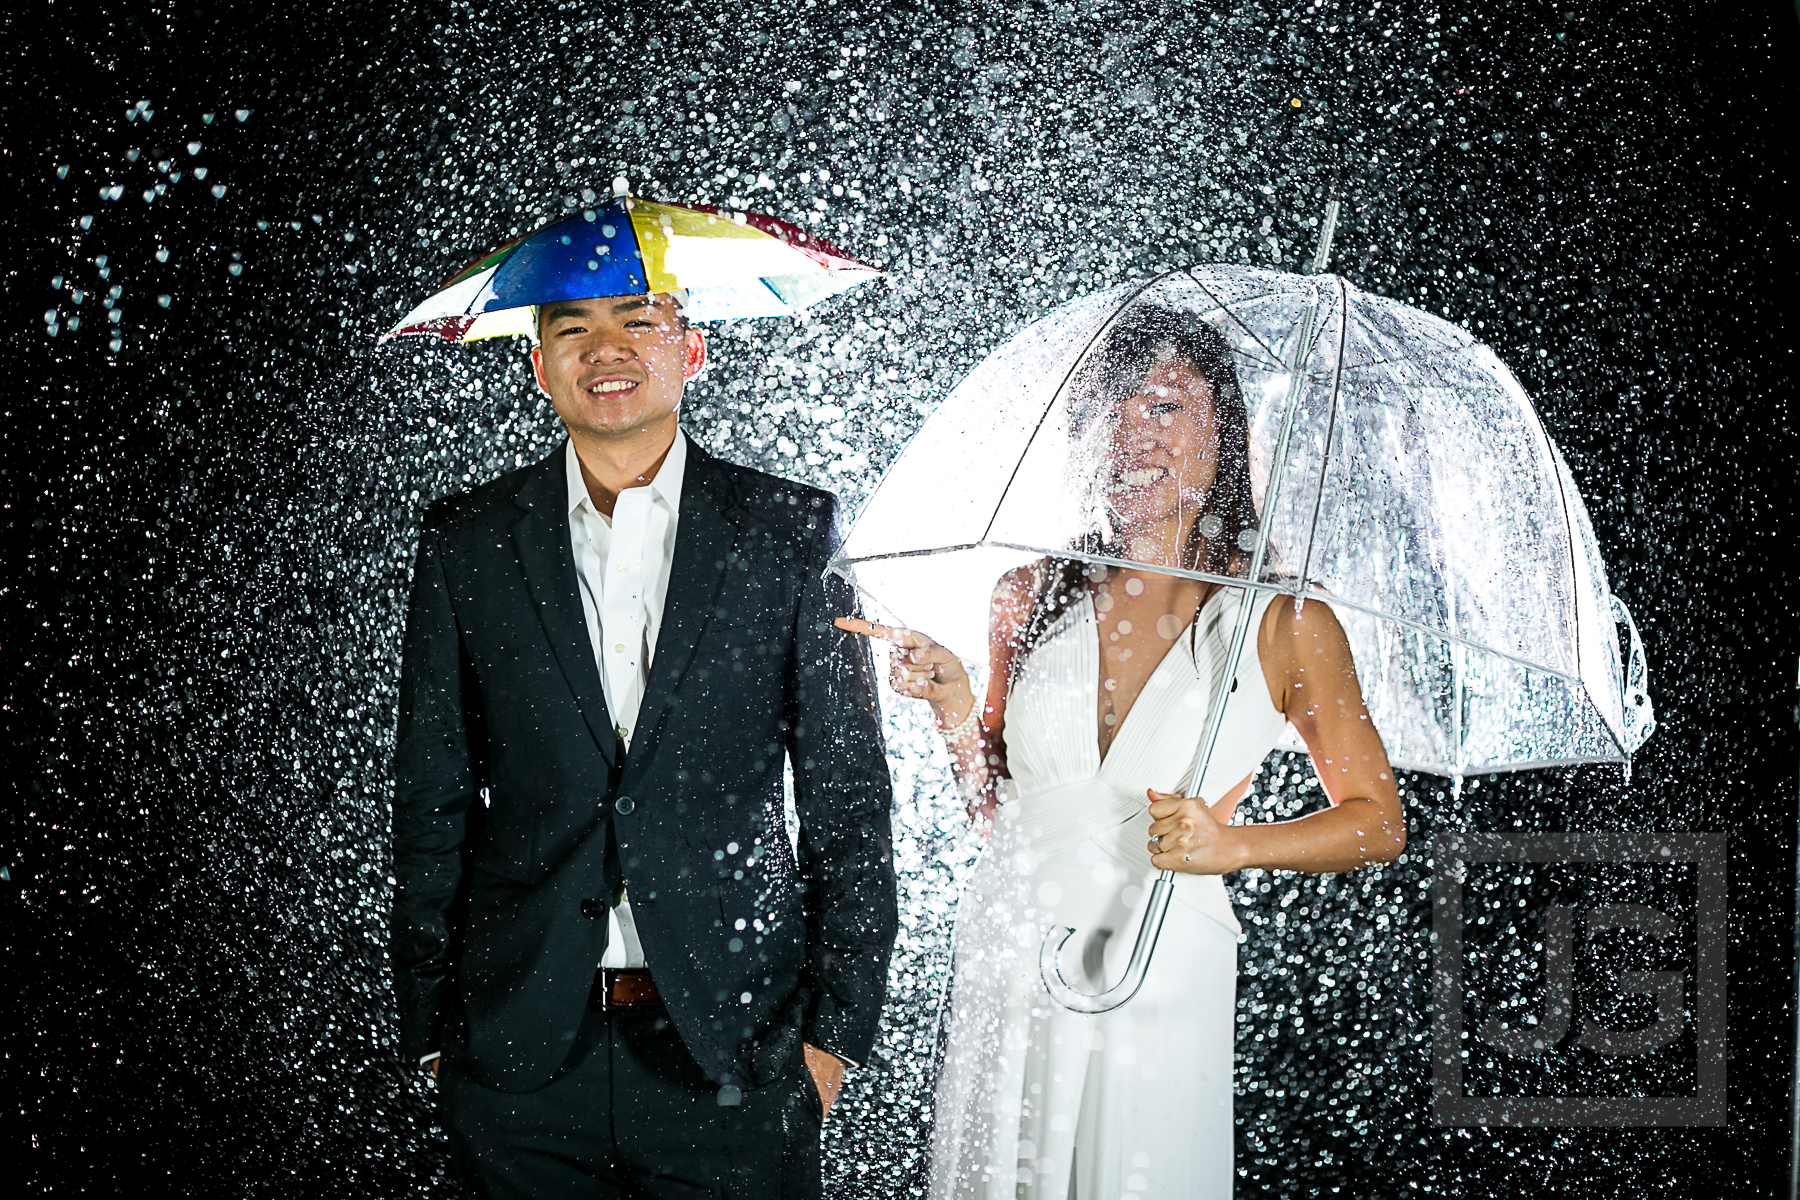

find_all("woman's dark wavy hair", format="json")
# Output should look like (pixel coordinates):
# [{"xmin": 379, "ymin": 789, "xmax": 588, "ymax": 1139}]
[{"xmin": 1016, "ymin": 303, "xmax": 1258, "ymax": 657}]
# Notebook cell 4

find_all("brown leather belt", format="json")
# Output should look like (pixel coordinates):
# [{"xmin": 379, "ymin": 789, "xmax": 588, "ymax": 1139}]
[{"xmin": 590, "ymin": 968, "xmax": 662, "ymax": 1012}]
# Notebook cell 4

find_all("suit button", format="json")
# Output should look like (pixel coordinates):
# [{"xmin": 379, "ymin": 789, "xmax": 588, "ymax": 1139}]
[
  {"xmin": 581, "ymin": 898, "xmax": 605, "ymax": 919},
  {"xmin": 614, "ymin": 794, "xmax": 636, "ymax": 815}
]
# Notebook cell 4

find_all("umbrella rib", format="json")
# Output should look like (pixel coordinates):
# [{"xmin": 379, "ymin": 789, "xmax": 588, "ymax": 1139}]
[
  {"xmin": 1335, "ymin": 346, "xmax": 1479, "ymax": 377},
  {"xmin": 975, "ymin": 272, "xmax": 1176, "ymax": 545},
  {"xmin": 1180, "ymin": 269, "xmax": 1288, "ymax": 370},
  {"xmin": 837, "ymin": 541, "xmax": 1589, "ymax": 686},
  {"xmin": 1387, "ymin": 752, "xmax": 1628, "ymax": 778},
  {"xmin": 1542, "ymin": 434, "xmax": 1617, "ymax": 757},
  {"xmin": 1298, "ymin": 277, "xmax": 1350, "ymax": 593}
]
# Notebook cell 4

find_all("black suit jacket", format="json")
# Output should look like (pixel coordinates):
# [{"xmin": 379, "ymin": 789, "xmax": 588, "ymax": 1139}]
[{"xmin": 390, "ymin": 437, "xmax": 896, "ymax": 1093}]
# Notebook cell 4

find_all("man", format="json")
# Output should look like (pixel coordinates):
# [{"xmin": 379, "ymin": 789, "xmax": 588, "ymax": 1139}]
[{"xmin": 391, "ymin": 288, "xmax": 897, "ymax": 1197}]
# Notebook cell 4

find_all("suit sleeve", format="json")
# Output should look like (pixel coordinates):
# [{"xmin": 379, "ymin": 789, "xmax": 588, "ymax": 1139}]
[
  {"xmin": 390, "ymin": 520, "xmax": 481, "ymax": 1063},
  {"xmin": 786, "ymin": 496, "xmax": 898, "ymax": 1068}
]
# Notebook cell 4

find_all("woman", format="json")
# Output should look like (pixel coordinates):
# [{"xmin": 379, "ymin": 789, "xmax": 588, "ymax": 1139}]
[{"xmin": 839, "ymin": 306, "xmax": 1405, "ymax": 1199}]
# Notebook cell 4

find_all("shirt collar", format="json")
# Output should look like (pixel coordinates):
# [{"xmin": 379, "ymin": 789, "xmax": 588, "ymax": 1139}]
[{"xmin": 565, "ymin": 430, "xmax": 688, "ymax": 518}]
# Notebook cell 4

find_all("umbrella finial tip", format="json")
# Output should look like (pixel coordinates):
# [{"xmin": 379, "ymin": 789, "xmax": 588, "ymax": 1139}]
[{"xmin": 612, "ymin": 175, "xmax": 630, "ymax": 199}]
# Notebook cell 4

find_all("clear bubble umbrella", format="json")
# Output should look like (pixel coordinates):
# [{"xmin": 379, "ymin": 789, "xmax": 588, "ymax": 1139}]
[{"xmin": 830, "ymin": 262, "xmax": 1656, "ymax": 1013}]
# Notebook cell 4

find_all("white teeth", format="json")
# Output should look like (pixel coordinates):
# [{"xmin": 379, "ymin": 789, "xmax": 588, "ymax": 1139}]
[
  {"xmin": 589, "ymin": 380, "xmax": 634, "ymax": 394},
  {"xmin": 1119, "ymin": 468, "xmax": 1167, "ymax": 488}
]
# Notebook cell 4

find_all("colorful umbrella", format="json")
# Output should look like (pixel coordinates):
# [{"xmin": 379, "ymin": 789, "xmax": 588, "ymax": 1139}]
[{"xmin": 383, "ymin": 195, "xmax": 880, "ymax": 341}]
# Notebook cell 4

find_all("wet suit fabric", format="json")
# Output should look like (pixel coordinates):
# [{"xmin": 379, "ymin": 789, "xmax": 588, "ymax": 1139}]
[
  {"xmin": 391, "ymin": 437, "xmax": 896, "ymax": 1190},
  {"xmin": 440, "ymin": 992, "xmax": 823, "ymax": 1199}
]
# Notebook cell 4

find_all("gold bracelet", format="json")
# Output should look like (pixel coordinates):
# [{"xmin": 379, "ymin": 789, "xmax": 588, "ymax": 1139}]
[{"xmin": 936, "ymin": 699, "xmax": 981, "ymax": 741}]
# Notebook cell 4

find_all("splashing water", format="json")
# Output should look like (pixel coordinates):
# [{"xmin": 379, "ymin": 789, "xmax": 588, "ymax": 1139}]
[{"xmin": 8, "ymin": 1, "xmax": 1794, "ymax": 1196}]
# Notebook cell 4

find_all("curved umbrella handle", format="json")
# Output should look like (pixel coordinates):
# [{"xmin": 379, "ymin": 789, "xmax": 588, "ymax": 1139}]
[{"xmin": 1038, "ymin": 871, "xmax": 1176, "ymax": 1014}]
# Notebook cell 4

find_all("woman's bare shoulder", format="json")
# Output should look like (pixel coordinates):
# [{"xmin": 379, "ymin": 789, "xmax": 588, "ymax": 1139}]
[{"xmin": 991, "ymin": 559, "xmax": 1059, "ymax": 638}]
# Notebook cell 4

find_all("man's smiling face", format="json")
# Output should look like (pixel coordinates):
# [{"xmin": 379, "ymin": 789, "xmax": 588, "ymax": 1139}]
[{"xmin": 530, "ymin": 293, "xmax": 706, "ymax": 440}]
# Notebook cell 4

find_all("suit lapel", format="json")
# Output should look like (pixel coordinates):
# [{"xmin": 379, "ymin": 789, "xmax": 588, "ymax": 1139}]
[
  {"xmin": 509, "ymin": 446, "xmax": 619, "ymax": 768},
  {"xmin": 632, "ymin": 441, "xmax": 740, "ymax": 760}
]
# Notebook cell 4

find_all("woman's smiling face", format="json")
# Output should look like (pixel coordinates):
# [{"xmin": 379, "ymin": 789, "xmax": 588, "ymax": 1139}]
[{"xmin": 1104, "ymin": 356, "xmax": 1222, "ymax": 546}]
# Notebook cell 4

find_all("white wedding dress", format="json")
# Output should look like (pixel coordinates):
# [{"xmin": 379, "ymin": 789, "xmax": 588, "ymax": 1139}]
[{"xmin": 930, "ymin": 587, "xmax": 1290, "ymax": 1200}]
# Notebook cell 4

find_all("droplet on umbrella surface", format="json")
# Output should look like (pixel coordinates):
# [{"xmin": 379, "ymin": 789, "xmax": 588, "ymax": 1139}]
[
  {"xmin": 51, "ymin": 275, "xmax": 63, "ymax": 289},
  {"xmin": 78, "ymin": 215, "xmax": 92, "ymax": 229},
  {"xmin": 212, "ymin": 185, "xmax": 228, "ymax": 198},
  {"xmin": 201, "ymin": 112, "xmax": 213, "ymax": 123},
  {"xmin": 229, "ymin": 263, "xmax": 243, "ymax": 275},
  {"xmin": 157, "ymin": 295, "xmax": 172, "ymax": 308},
  {"xmin": 55, "ymin": 164, "xmax": 69, "ymax": 179},
  {"xmin": 155, "ymin": 248, "xmax": 170, "ymax": 262},
  {"xmin": 193, "ymin": 167, "xmax": 208, "ymax": 180},
  {"xmin": 187, "ymin": 142, "xmax": 201, "ymax": 155},
  {"xmin": 234, "ymin": 109, "xmax": 251, "ymax": 121},
  {"xmin": 126, "ymin": 148, "xmax": 141, "ymax": 163}
]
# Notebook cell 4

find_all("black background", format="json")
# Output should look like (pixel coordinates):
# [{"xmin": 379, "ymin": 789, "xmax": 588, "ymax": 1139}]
[{"xmin": 4, "ymin": 0, "xmax": 1796, "ymax": 1194}]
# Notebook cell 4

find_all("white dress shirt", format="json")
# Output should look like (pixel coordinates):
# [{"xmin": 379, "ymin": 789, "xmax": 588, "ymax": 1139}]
[{"xmin": 566, "ymin": 432, "xmax": 688, "ymax": 970}]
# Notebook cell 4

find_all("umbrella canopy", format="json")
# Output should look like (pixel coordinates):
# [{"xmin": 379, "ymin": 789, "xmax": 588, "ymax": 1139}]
[
  {"xmin": 834, "ymin": 266, "xmax": 1655, "ymax": 778},
  {"xmin": 383, "ymin": 195, "xmax": 880, "ymax": 341}
]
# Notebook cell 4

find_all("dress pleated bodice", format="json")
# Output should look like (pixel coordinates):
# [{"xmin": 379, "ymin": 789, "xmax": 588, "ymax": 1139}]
[
  {"xmin": 1001, "ymin": 585, "xmax": 1290, "ymax": 930},
  {"xmin": 929, "ymin": 585, "xmax": 1292, "ymax": 1200}
]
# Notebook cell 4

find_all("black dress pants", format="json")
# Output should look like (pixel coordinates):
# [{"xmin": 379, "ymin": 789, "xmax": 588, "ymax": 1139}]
[{"xmin": 440, "ymin": 997, "xmax": 823, "ymax": 1200}]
